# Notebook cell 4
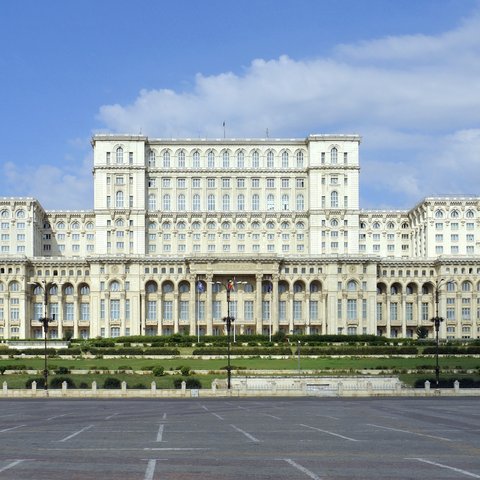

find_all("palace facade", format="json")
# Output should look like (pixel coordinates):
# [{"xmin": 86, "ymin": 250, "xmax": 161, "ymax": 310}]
[{"xmin": 1, "ymin": 134, "xmax": 479, "ymax": 340}]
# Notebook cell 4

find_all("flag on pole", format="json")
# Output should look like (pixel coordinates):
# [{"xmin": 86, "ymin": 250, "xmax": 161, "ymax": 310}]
[
  {"xmin": 196, "ymin": 281, "xmax": 205, "ymax": 293},
  {"xmin": 227, "ymin": 279, "xmax": 234, "ymax": 292}
]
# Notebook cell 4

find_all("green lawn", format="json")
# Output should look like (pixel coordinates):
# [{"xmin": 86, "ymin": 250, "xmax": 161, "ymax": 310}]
[{"xmin": 1, "ymin": 355, "xmax": 479, "ymax": 389}]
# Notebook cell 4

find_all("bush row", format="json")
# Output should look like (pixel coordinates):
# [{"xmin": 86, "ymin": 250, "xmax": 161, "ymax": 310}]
[
  {"xmin": 192, "ymin": 347, "xmax": 293, "ymax": 355},
  {"xmin": 24, "ymin": 375, "xmax": 202, "ymax": 389},
  {"xmin": 296, "ymin": 346, "xmax": 419, "ymax": 355},
  {"xmin": 422, "ymin": 346, "xmax": 480, "ymax": 354},
  {"xmin": 414, "ymin": 377, "xmax": 480, "ymax": 388}
]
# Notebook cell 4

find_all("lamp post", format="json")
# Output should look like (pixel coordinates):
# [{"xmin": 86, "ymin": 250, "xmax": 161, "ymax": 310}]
[
  {"xmin": 31, "ymin": 280, "xmax": 56, "ymax": 392},
  {"xmin": 297, "ymin": 340, "xmax": 301, "ymax": 373},
  {"xmin": 214, "ymin": 280, "xmax": 235, "ymax": 390},
  {"xmin": 431, "ymin": 279, "xmax": 445, "ymax": 389}
]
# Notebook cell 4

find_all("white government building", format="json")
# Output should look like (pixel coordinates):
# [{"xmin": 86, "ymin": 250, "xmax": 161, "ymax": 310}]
[{"xmin": 1, "ymin": 134, "xmax": 479, "ymax": 340}]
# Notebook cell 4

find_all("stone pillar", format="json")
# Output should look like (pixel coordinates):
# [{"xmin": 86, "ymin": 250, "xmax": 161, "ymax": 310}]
[
  {"xmin": 151, "ymin": 381, "xmax": 156, "ymax": 394},
  {"xmin": 121, "ymin": 381, "xmax": 127, "ymax": 395},
  {"xmin": 62, "ymin": 381, "xmax": 68, "ymax": 396},
  {"xmin": 206, "ymin": 274, "xmax": 213, "ymax": 336},
  {"xmin": 272, "ymin": 275, "xmax": 279, "ymax": 337},
  {"xmin": 424, "ymin": 380, "xmax": 430, "ymax": 394},
  {"xmin": 255, "ymin": 274, "xmax": 262, "ymax": 334},
  {"xmin": 3, "ymin": 381, "xmax": 7, "ymax": 396},
  {"xmin": 454, "ymin": 380, "xmax": 460, "ymax": 393}
]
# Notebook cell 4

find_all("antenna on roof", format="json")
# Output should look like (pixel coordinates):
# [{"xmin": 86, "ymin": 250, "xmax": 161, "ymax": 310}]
[
  {"xmin": 266, "ymin": 128, "xmax": 269, "ymax": 138},
  {"xmin": 223, "ymin": 121, "xmax": 226, "ymax": 139}
]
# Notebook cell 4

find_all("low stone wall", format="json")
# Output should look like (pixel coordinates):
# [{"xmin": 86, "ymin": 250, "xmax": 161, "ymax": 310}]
[{"xmin": 1, "ymin": 377, "xmax": 479, "ymax": 398}]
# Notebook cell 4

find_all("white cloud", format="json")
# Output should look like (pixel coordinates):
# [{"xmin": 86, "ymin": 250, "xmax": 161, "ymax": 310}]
[
  {"xmin": 3, "ymin": 155, "xmax": 93, "ymax": 211},
  {"xmin": 97, "ymin": 12, "xmax": 480, "ymax": 208}
]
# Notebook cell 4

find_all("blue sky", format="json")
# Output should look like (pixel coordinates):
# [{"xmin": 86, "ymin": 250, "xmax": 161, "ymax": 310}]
[{"xmin": 1, "ymin": 0, "xmax": 480, "ymax": 210}]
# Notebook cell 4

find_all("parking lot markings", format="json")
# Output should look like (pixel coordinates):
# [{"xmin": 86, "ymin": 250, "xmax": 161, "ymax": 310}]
[
  {"xmin": 230, "ymin": 424, "xmax": 260, "ymax": 443},
  {"xmin": 0, "ymin": 460, "xmax": 27, "ymax": 473},
  {"xmin": 0, "ymin": 425, "xmax": 25, "ymax": 434},
  {"xmin": 58, "ymin": 425, "xmax": 93, "ymax": 443},
  {"xmin": 144, "ymin": 459, "xmax": 156, "ymax": 480},
  {"xmin": 407, "ymin": 458, "xmax": 480, "ymax": 478},
  {"xmin": 300, "ymin": 424, "xmax": 360, "ymax": 442},
  {"xmin": 282, "ymin": 458, "xmax": 323, "ymax": 480},
  {"xmin": 367, "ymin": 423, "xmax": 453, "ymax": 442},
  {"xmin": 156, "ymin": 424, "xmax": 165, "ymax": 442}
]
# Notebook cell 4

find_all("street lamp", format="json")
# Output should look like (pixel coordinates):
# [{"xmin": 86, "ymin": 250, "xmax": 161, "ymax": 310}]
[
  {"xmin": 30, "ymin": 280, "xmax": 57, "ymax": 392},
  {"xmin": 213, "ymin": 280, "xmax": 235, "ymax": 390},
  {"xmin": 431, "ymin": 279, "xmax": 446, "ymax": 389}
]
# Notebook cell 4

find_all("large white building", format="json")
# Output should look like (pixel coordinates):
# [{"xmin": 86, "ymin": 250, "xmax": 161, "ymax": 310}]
[{"xmin": 1, "ymin": 134, "xmax": 479, "ymax": 340}]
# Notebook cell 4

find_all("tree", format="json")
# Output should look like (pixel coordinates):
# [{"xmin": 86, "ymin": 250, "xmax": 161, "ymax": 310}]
[{"xmin": 416, "ymin": 326, "xmax": 429, "ymax": 339}]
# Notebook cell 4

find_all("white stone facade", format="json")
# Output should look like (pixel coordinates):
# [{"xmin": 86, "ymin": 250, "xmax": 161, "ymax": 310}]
[{"xmin": 0, "ymin": 134, "xmax": 479, "ymax": 340}]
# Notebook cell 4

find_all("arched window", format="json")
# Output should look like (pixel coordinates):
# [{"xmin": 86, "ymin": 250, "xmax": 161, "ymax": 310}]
[
  {"xmin": 435, "ymin": 209, "xmax": 444, "ymax": 219},
  {"xmin": 267, "ymin": 151, "xmax": 274, "ymax": 168},
  {"xmin": 0, "ymin": 210, "xmax": 9, "ymax": 218},
  {"xmin": 237, "ymin": 221, "xmax": 245, "ymax": 229},
  {"xmin": 331, "ymin": 191, "xmax": 338, "ymax": 208},
  {"xmin": 162, "ymin": 222, "xmax": 171, "ymax": 230},
  {"xmin": 148, "ymin": 194, "xmax": 156, "ymax": 211},
  {"xmin": 252, "ymin": 221, "xmax": 260, "ymax": 229},
  {"xmin": 16, "ymin": 210, "xmax": 25, "ymax": 218},
  {"xmin": 401, "ymin": 222, "xmax": 409, "ymax": 229},
  {"xmin": 296, "ymin": 151, "xmax": 304, "ymax": 167},
  {"xmin": 237, "ymin": 194, "xmax": 245, "ymax": 211},
  {"xmin": 466, "ymin": 209, "xmax": 475, "ymax": 218},
  {"xmin": 179, "ymin": 282, "xmax": 190, "ymax": 293},
  {"xmin": 331, "ymin": 218, "xmax": 338, "ymax": 227},
  {"xmin": 266, "ymin": 221, "xmax": 275, "ymax": 229},
  {"xmin": 192, "ymin": 151, "xmax": 200, "ymax": 168},
  {"xmin": 177, "ymin": 150, "xmax": 185, "ymax": 168},
  {"xmin": 80, "ymin": 285, "xmax": 90, "ymax": 295},
  {"xmin": 267, "ymin": 194, "xmax": 275, "ymax": 210},
  {"xmin": 282, "ymin": 194, "xmax": 289, "ymax": 210},
  {"xmin": 391, "ymin": 285, "xmax": 398, "ymax": 295},
  {"xmin": 331, "ymin": 147, "xmax": 338, "ymax": 164},
  {"xmin": 110, "ymin": 281, "xmax": 120, "ymax": 292},
  {"xmin": 296, "ymin": 222, "xmax": 305, "ymax": 229},
  {"xmin": 222, "ymin": 151, "xmax": 230, "ymax": 168},
  {"xmin": 462, "ymin": 281, "xmax": 472, "ymax": 292},
  {"xmin": 163, "ymin": 151, "xmax": 170, "ymax": 168},
  {"xmin": 116, "ymin": 147, "xmax": 123, "ymax": 164},
  {"xmin": 71, "ymin": 222, "xmax": 80, "ymax": 230},
  {"xmin": 115, "ymin": 191, "xmax": 124, "ymax": 208},
  {"xmin": 177, "ymin": 194, "xmax": 186, "ymax": 211},
  {"xmin": 146, "ymin": 282, "xmax": 157, "ymax": 294},
  {"xmin": 208, "ymin": 194, "xmax": 216, "ymax": 211},
  {"xmin": 162, "ymin": 282, "xmax": 174, "ymax": 293},
  {"xmin": 293, "ymin": 281, "xmax": 304, "ymax": 293},
  {"xmin": 64, "ymin": 284, "xmax": 74, "ymax": 295},
  {"xmin": 148, "ymin": 222, "xmax": 157, "ymax": 230},
  {"xmin": 192, "ymin": 194, "xmax": 201, "ymax": 211},
  {"xmin": 281, "ymin": 151, "xmax": 289, "ymax": 168},
  {"xmin": 451, "ymin": 209, "xmax": 460, "ymax": 218},
  {"xmin": 252, "ymin": 194, "xmax": 260, "ymax": 211},
  {"xmin": 252, "ymin": 150, "xmax": 260, "ymax": 168},
  {"xmin": 373, "ymin": 221, "xmax": 381, "ymax": 229},
  {"xmin": 296, "ymin": 194, "xmax": 304, "ymax": 211},
  {"xmin": 86, "ymin": 222, "xmax": 94, "ymax": 230},
  {"xmin": 148, "ymin": 150, "xmax": 156, "ymax": 167},
  {"xmin": 207, "ymin": 151, "xmax": 215, "ymax": 168},
  {"xmin": 387, "ymin": 222, "xmax": 395, "ymax": 229},
  {"xmin": 162, "ymin": 194, "xmax": 171, "ymax": 211},
  {"xmin": 281, "ymin": 221, "xmax": 290, "ymax": 230},
  {"xmin": 115, "ymin": 218, "xmax": 124, "ymax": 227},
  {"xmin": 347, "ymin": 280, "xmax": 357, "ymax": 291},
  {"xmin": 57, "ymin": 221, "xmax": 65, "ymax": 229},
  {"xmin": 192, "ymin": 221, "xmax": 201, "ymax": 230},
  {"xmin": 207, "ymin": 221, "xmax": 216, "ymax": 229},
  {"xmin": 222, "ymin": 194, "xmax": 230, "ymax": 211},
  {"xmin": 9, "ymin": 281, "xmax": 20, "ymax": 292},
  {"xmin": 236, "ymin": 151, "xmax": 244, "ymax": 168}
]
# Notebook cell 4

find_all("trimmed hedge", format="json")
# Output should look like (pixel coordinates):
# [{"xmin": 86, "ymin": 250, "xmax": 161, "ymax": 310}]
[
  {"xmin": 173, "ymin": 377, "xmax": 202, "ymax": 389},
  {"xmin": 88, "ymin": 347, "xmax": 180, "ymax": 356},
  {"xmin": 414, "ymin": 377, "xmax": 480, "ymax": 388},
  {"xmin": 296, "ymin": 346, "xmax": 418, "ymax": 355},
  {"xmin": 423, "ymin": 346, "xmax": 480, "ymax": 355},
  {"xmin": 192, "ymin": 347, "xmax": 293, "ymax": 355}
]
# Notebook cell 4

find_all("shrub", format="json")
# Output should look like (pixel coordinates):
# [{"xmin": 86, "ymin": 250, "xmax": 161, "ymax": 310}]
[
  {"xmin": 180, "ymin": 366, "xmax": 191, "ymax": 376},
  {"xmin": 25, "ymin": 377, "xmax": 45, "ymax": 388},
  {"xmin": 54, "ymin": 366, "xmax": 71, "ymax": 375},
  {"xmin": 50, "ymin": 376, "xmax": 76, "ymax": 389},
  {"xmin": 152, "ymin": 366, "xmax": 165, "ymax": 377},
  {"xmin": 79, "ymin": 382, "xmax": 89, "ymax": 389},
  {"xmin": 131, "ymin": 383, "xmax": 147, "ymax": 389},
  {"xmin": 0, "ymin": 366, "xmax": 6, "ymax": 375},
  {"xmin": 103, "ymin": 377, "xmax": 122, "ymax": 389},
  {"xmin": 173, "ymin": 377, "xmax": 202, "ymax": 389}
]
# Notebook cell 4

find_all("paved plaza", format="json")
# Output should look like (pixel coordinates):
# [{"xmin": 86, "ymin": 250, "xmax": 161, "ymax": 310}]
[{"xmin": 0, "ymin": 397, "xmax": 479, "ymax": 479}]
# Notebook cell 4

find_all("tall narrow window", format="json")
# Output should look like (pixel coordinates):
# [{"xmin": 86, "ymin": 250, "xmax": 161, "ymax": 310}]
[
  {"xmin": 192, "ymin": 151, "xmax": 200, "ymax": 168},
  {"xmin": 163, "ymin": 151, "xmax": 170, "ymax": 168},
  {"xmin": 267, "ymin": 151, "xmax": 274, "ymax": 168},
  {"xmin": 208, "ymin": 194, "xmax": 215, "ymax": 211},
  {"xmin": 192, "ymin": 194, "xmax": 201, "ymax": 211},
  {"xmin": 331, "ymin": 191, "xmax": 338, "ymax": 208},
  {"xmin": 237, "ymin": 194, "xmax": 245, "ymax": 211},
  {"xmin": 222, "ymin": 194, "xmax": 230, "ymax": 211},
  {"xmin": 296, "ymin": 151, "xmax": 304, "ymax": 167},
  {"xmin": 178, "ymin": 150, "xmax": 185, "ymax": 168},
  {"xmin": 252, "ymin": 194, "xmax": 260, "ymax": 211},
  {"xmin": 148, "ymin": 194, "xmax": 156, "ymax": 211},
  {"xmin": 331, "ymin": 147, "xmax": 338, "ymax": 164},
  {"xmin": 163, "ymin": 194, "xmax": 171, "ymax": 211},
  {"xmin": 222, "ymin": 151, "xmax": 230, "ymax": 168},
  {"xmin": 296, "ymin": 194, "xmax": 304, "ymax": 211},
  {"xmin": 281, "ymin": 151, "xmax": 289, "ymax": 168},
  {"xmin": 116, "ymin": 147, "xmax": 123, "ymax": 164},
  {"xmin": 115, "ymin": 191, "xmax": 124, "ymax": 208},
  {"xmin": 252, "ymin": 151, "xmax": 260, "ymax": 168},
  {"xmin": 177, "ymin": 194, "xmax": 186, "ymax": 211},
  {"xmin": 236, "ymin": 151, "xmax": 244, "ymax": 168},
  {"xmin": 208, "ymin": 151, "xmax": 215, "ymax": 168}
]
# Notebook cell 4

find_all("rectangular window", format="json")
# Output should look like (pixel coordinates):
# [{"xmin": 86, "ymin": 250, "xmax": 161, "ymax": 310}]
[
  {"xmin": 390, "ymin": 302, "xmax": 398, "ymax": 321},
  {"xmin": 347, "ymin": 299, "xmax": 357, "ymax": 320},
  {"xmin": 65, "ymin": 303, "xmax": 74, "ymax": 321},
  {"xmin": 362, "ymin": 299, "xmax": 367, "ymax": 320},
  {"xmin": 244, "ymin": 301, "xmax": 254, "ymax": 321},
  {"xmin": 376, "ymin": 302, "xmax": 383, "ymax": 321},
  {"xmin": 421, "ymin": 302, "xmax": 429, "ymax": 321},
  {"xmin": 179, "ymin": 301, "xmax": 189, "ymax": 321},
  {"xmin": 212, "ymin": 300, "xmax": 221, "ymax": 320},
  {"xmin": 406, "ymin": 302, "xmax": 413, "ymax": 321},
  {"xmin": 309, "ymin": 301, "xmax": 318, "ymax": 321},
  {"xmin": 110, "ymin": 299, "xmax": 120, "ymax": 320},
  {"xmin": 147, "ymin": 301, "xmax": 157, "ymax": 320},
  {"xmin": 163, "ymin": 301, "xmax": 173, "ymax": 320},
  {"xmin": 279, "ymin": 301, "xmax": 286, "ymax": 321},
  {"xmin": 80, "ymin": 303, "xmax": 90, "ymax": 321},
  {"xmin": 293, "ymin": 300, "xmax": 302, "ymax": 321},
  {"xmin": 262, "ymin": 301, "xmax": 270, "ymax": 321}
]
